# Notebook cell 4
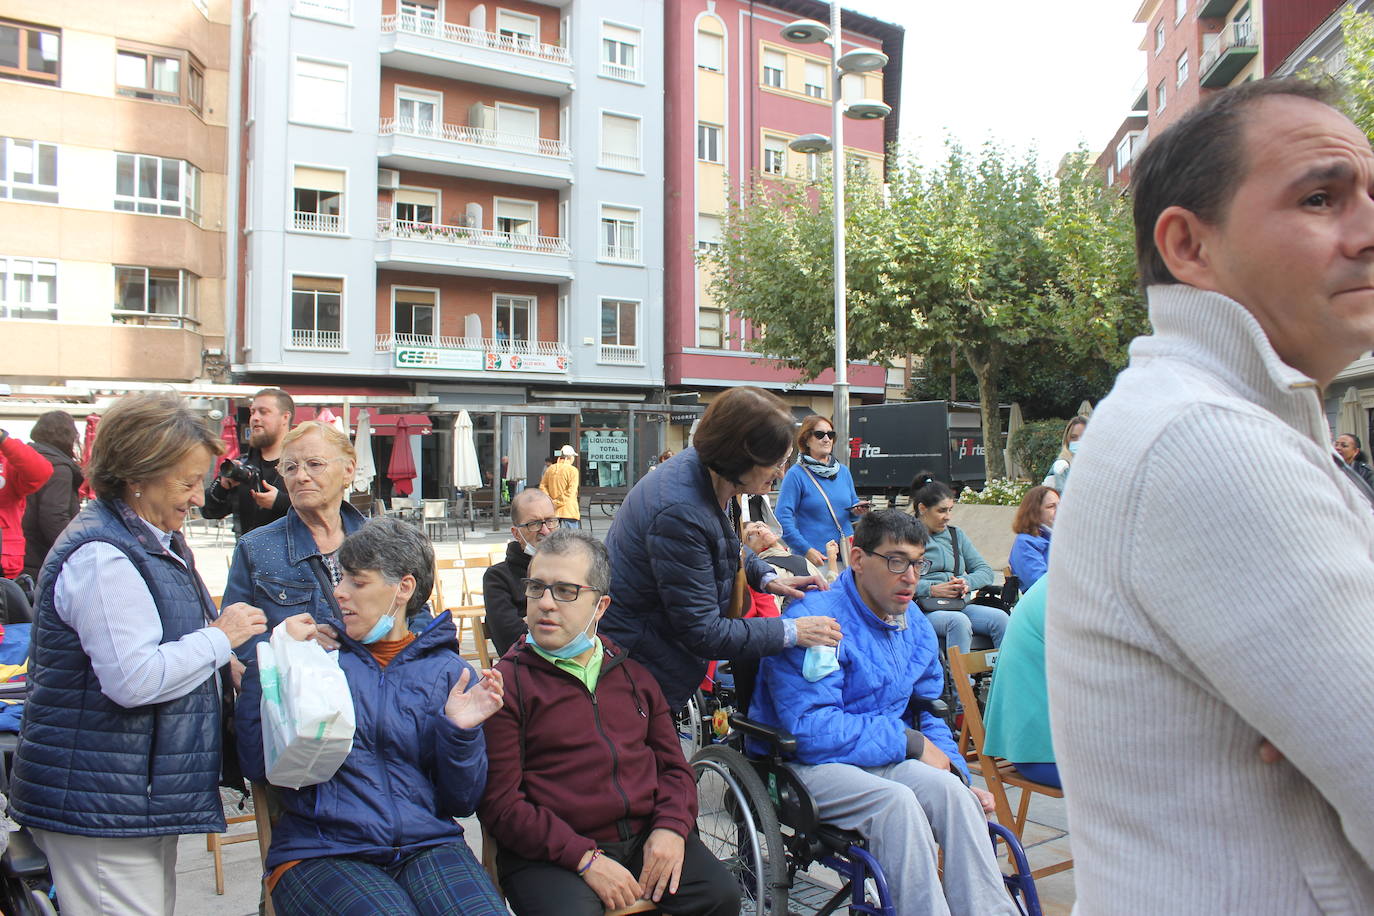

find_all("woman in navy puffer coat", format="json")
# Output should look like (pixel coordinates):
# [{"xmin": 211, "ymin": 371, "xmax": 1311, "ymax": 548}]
[{"xmin": 236, "ymin": 519, "xmax": 506, "ymax": 915}]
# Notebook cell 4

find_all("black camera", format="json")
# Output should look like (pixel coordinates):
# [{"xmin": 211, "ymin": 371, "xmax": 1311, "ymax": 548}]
[{"xmin": 219, "ymin": 458, "xmax": 262, "ymax": 490}]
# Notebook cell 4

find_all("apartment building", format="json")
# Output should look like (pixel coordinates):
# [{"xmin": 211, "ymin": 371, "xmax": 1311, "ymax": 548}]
[
  {"xmin": 239, "ymin": 0, "xmax": 666, "ymax": 492},
  {"xmin": 0, "ymin": 1, "xmax": 231, "ymax": 388},
  {"xmin": 663, "ymin": 0, "xmax": 903, "ymax": 440},
  {"xmin": 1100, "ymin": 0, "xmax": 1340, "ymax": 189}
]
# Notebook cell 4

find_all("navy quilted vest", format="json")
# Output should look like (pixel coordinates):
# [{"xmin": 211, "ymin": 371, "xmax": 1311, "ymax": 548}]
[{"xmin": 10, "ymin": 498, "xmax": 226, "ymax": 837}]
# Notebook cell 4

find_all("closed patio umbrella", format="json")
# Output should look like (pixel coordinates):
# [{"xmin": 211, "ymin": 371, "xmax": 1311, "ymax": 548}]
[
  {"xmin": 1338, "ymin": 386, "xmax": 1364, "ymax": 440},
  {"xmin": 387, "ymin": 416, "xmax": 417, "ymax": 497},
  {"xmin": 220, "ymin": 415, "xmax": 240, "ymax": 463},
  {"xmin": 352, "ymin": 409, "xmax": 376, "ymax": 493},
  {"xmin": 78, "ymin": 413, "xmax": 99, "ymax": 500},
  {"xmin": 453, "ymin": 410, "xmax": 481, "ymax": 490},
  {"xmin": 507, "ymin": 418, "xmax": 527, "ymax": 484},
  {"xmin": 1004, "ymin": 402, "xmax": 1024, "ymax": 480}
]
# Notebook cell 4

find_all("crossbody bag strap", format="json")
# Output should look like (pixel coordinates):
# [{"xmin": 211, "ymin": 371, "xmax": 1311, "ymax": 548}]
[
  {"xmin": 947, "ymin": 525, "xmax": 962, "ymax": 577},
  {"xmin": 802, "ymin": 468, "xmax": 846, "ymax": 540},
  {"xmin": 305, "ymin": 555, "xmax": 346, "ymax": 621}
]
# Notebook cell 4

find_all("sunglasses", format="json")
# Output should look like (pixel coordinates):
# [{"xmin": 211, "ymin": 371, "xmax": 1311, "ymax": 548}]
[{"xmin": 811, "ymin": 430, "xmax": 836, "ymax": 440}]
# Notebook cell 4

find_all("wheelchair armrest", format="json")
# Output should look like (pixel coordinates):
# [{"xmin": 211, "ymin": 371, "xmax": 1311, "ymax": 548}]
[
  {"xmin": 908, "ymin": 695, "xmax": 949, "ymax": 719},
  {"xmin": 727, "ymin": 714, "xmax": 797, "ymax": 756}
]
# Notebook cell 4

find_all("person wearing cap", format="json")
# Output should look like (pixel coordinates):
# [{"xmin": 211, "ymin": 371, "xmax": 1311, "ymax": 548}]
[{"xmin": 540, "ymin": 445, "xmax": 581, "ymax": 530}]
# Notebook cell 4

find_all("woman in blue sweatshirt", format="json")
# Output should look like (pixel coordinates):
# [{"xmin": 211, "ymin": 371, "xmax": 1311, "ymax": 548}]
[
  {"xmin": 775, "ymin": 415, "xmax": 870, "ymax": 569},
  {"xmin": 1008, "ymin": 485, "xmax": 1058, "ymax": 592}
]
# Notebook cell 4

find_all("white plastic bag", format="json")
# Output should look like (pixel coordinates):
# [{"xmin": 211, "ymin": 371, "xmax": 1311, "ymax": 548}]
[{"xmin": 257, "ymin": 622, "xmax": 356, "ymax": 789}]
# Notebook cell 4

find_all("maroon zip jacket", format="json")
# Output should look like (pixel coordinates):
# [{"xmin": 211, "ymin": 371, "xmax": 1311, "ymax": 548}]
[{"xmin": 479, "ymin": 634, "xmax": 697, "ymax": 871}]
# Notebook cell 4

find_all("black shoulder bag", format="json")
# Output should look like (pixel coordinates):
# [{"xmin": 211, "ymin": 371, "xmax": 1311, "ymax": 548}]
[{"xmin": 916, "ymin": 526, "xmax": 967, "ymax": 613}]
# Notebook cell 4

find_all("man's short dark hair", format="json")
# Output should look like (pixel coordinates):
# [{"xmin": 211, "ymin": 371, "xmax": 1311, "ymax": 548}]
[
  {"xmin": 1133, "ymin": 78, "xmax": 1338, "ymax": 286},
  {"xmin": 852, "ymin": 509, "xmax": 928, "ymax": 553},
  {"xmin": 536, "ymin": 529, "xmax": 610, "ymax": 594},
  {"xmin": 254, "ymin": 387, "xmax": 295, "ymax": 420}
]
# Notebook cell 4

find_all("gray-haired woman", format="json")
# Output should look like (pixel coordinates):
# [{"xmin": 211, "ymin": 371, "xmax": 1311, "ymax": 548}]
[{"xmin": 10, "ymin": 392, "xmax": 267, "ymax": 916}]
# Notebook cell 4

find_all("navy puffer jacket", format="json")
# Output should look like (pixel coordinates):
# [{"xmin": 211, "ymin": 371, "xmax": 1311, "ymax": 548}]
[
  {"xmin": 601, "ymin": 447, "xmax": 783, "ymax": 710},
  {"xmin": 236, "ymin": 611, "xmax": 487, "ymax": 869}
]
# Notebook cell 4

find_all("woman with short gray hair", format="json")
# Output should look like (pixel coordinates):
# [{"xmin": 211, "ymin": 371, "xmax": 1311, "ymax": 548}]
[{"xmin": 236, "ymin": 517, "xmax": 506, "ymax": 914}]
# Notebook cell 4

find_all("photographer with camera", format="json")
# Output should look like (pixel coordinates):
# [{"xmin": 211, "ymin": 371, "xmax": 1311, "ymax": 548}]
[{"xmin": 203, "ymin": 388, "xmax": 293, "ymax": 536}]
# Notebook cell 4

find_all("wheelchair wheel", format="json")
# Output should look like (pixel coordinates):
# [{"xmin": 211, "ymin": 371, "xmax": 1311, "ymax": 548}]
[{"xmin": 692, "ymin": 744, "xmax": 789, "ymax": 914}]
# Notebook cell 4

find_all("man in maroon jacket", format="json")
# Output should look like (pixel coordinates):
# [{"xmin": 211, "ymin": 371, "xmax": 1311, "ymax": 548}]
[
  {"xmin": 0, "ymin": 428, "xmax": 53, "ymax": 580},
  {"xmin": 479, "ymin": 530, "xmax": 738, "ymax": 916}
]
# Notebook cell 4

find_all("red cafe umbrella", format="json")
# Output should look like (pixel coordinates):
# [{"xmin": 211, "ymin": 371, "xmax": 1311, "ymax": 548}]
[
  {"xmin": 78, "ymin": 413, "xmax": 99, "ymax": 500},
  {"xmin": 386, "ymin": 416, "xmax": 417, "ymax": 497},
  {"xmin": 220, "ymin": 415, "xmax": 241, "ymax": 462}
]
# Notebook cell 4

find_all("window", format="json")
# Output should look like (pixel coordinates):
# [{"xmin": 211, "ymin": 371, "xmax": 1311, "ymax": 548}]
[
  {"xmin": 114, "ymin": 153, "xmax": 201, "ymax": 222},
  {"xmin": 1176, "ymin": 50, "xmax": 1188, "ymax": 86},
  {"xmin": 393, "ymin": 287, "xmax": 437, "ymax": 342},
  {"xmin": 393, "ymin": 187, "xmax": 438, "ymax": 225},
  {"xmin": 0, "ymin": 257, "xmax": 56, "ymax": 320},
  {"xmin": 698, "ymin": 305, "xmax": 724, "ymax": 348},
  {"xmin": 841, "ymin": 72, "xmax": 864, "ymax": 103},
  {"xmin": 293, "ymin": 166, "xmax": 344, "ymax": 232},
  {"xmin": 601, "ymin": 23, "xmax": 639, "ymax": 80},
  {"xmin": 696, "ymin": 123, "xmax": 721, "ymax": 163},
  {"xmin": 601, "ymin": 298, "xmax": 638, "ymax": 347},
  {"xmin": 113, "ymin": 266, "xmax": 197, "ymax": 327},
  {"xmin": 397, "ymin": 0, "xmax": 438, "ymax": 35},
  {"xmin": 290, "ymin": 275, "xmax": 343, "ymax": 349},
  {"xmin": 292, "ymin": 58, "xmax": 347, "ymax": 128},
  {"xmin": 0, "ymin": 137, "xmax": 58, "ymax": 203},
  {"xmin": 762, "ymin": 49, "xmax": 784, "ymax": 88},
  {"xmin": 1154, "ymin": 22, "xmax": 1164, "ymax": 55},
  {"xmin": 116, "ymin": 45, "xmax": 204, "ymax": 111},
  {"xmin": 804, "ymin": 60, "xmax": 827, "ymax": 99},
  {"xmin": 0, "ymin": 19, "xmax": 60, "ymax": 86},
  {"xmin": 846, "ymin": 154, "xmax": 870, "ymax": 178},
  {"xmin": 805, "ymin": 150, "xmax": 823, "ymax": 181},
  {"xmin": 696, "ymin": 213, "xmax": 722, "ymax": 253},
  {"xmin": 600, "ymin": 113, "xmax": 641, "ymax": 171},
  {"xmin": 1175, "ymin": 0, "xmax": 1187, "ymax": 22},
  {"xmin": 1115, "ymin": 135, "xmax": 1133, "ymax": 172},
  {"xmin": 763, "ymin": 136, "xmax": 786, "ymax": 176},
  {"xmin": 1156, "ymin": 79, "xmax": 1167, "ymax": 113},
  {"xmin": 294, "ymin": 0, "xmax": 351, "ymax": 19},
  {"xmin": 696, "ymin": 30, "xmax": 723, "ymax": 72},
  {"xmin": 494, "ymin": 294, "xmax": 532, "ymax": 343},
  {"xmin": 1106, "ymin": 164, "xmax": 1115, "ymax": 185},
  {"xmin": 495, "ymin": 199, "xmax": 537, "ymax": 240},
  {"xmin": 496, "ymin": 10, "xmax": 539, "ymax": 48},
  {"xmin": 396, "ymin": 87, "xmax": 440, "ymax": 135},
  {"xmin": 600, "ymin": 205, "xmax": 639, "ymax": 261}
]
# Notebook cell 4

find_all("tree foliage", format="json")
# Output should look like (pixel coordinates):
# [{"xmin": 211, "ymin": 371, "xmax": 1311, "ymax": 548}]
[
  {"xmin": 1301, "ymin": 7, "xmax": 1374, "ymax": 141},
  {"xmin": 705, "ymin": 143, "xmax": 1144, "ymax": 478}
]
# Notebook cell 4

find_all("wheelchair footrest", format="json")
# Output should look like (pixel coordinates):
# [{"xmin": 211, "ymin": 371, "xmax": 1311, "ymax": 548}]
[{"xmin": 3, "ymin": 828, "xmax": 49, "ymax": 879}]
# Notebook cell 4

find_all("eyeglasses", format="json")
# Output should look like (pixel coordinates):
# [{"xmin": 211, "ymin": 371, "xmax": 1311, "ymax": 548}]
[
  {"xmin": 773, "ymin": 453, "xmax": 793, "ymax": 471},
  {"xmin": 280, "ymin": 457, "xmax": 343, "ymax": 478},
  {"xmin": 811, "ymin": 430, "xmax": 836, "ymax": 440},
  {"xmin": 522, "ymin": 578, "xmax": 603, "ymax": 602},
  {"xmin": 516, "ymin": 517, "xmax": 560, "ymax": 533},
  {"xmin": 864, "ymin": 549, "xmax": 933, "ymax": 576}
]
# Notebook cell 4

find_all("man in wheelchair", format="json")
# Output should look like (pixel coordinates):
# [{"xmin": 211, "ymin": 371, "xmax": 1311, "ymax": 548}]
[{"xmin": 749, "ymin": 510, "xmax": 1017, "ymax": 916}]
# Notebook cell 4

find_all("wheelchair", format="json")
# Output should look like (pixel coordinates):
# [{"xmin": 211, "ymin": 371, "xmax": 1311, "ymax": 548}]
[
  {"xmin": 0, "ymin": 718, "xmax": 57, "ymax": 915},
  {"xmin": 689, "ymin": 698, "xmax": 1043, "ymax": 915}
]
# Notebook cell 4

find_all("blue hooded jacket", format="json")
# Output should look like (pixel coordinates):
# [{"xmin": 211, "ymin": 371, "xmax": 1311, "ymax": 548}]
[
  {"xmin": 749, "ymin": 569, "xmax": 967, "ymax": 780},
  {"xmin": 600, "ymin": 447, "xmax": 783, "ymax": 710},
  {"xmin": 236, "ymin": 612, "xmax": 487, "ymax": 869}
]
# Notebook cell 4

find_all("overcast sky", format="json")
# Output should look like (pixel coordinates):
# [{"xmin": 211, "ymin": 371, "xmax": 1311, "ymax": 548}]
[{"xmin": 842, "ymin": 0, "xmax": 1146, "ymax": 169}]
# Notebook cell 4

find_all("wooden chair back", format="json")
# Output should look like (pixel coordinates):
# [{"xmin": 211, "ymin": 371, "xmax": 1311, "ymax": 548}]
[{"xmin": 947, "ymin": 646, "xmax": 1072, "ymax": 881}]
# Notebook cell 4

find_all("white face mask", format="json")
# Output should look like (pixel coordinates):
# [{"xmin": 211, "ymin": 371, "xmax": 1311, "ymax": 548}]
[{"xmin": 515, "ymin": 529, "xmax": 537, "ymax": 557}]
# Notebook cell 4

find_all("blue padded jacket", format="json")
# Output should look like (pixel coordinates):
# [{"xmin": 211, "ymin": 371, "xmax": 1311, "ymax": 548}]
[
  {"xmin": 600, "ymin": 448, "xmax": 783, "ymax": 710},
  {"xmin": 749, "ymin": 569, "xmax": 968, "ymax": 780},
  {"xmin": 236, "ymin": 611, "xmax": 487, "ymax": 870},
  {"xmin": 11, "ymin": 498, "xmax": 226, "ymax": 837}
]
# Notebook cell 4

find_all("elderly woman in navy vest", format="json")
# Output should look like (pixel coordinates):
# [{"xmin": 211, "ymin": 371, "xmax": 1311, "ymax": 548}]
[{"xmin": 10, "ymin": 393, "xmax": 268, "ymax": 916}]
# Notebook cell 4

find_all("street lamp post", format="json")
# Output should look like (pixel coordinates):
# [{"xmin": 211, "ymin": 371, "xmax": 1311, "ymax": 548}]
[{"xmin": 782, "ymin": 6, "xmax": 889, "ymax": 466}]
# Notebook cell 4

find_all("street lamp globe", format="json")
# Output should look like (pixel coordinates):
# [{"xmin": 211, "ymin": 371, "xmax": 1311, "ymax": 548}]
[
  {"xmin": 788, "ymin": 133, "xmax": 833, "ymax": 154},
  {"xmin": 780, "ymin": 19, "xmax": 831, "ymax": 43},
  {"xmin": 844, "ymin": 100, "xmax": 892, "ymax": 120},
  {"xmin": 837, "ymin": 48, "xmax": 888, "ymax": 73}
]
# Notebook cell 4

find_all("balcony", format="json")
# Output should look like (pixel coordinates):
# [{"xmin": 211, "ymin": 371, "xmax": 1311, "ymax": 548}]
[
  {"xmin": 600, "ymin": 243, "xmax": 641, "ymax": 264},
  {"xmin": 375, "ymin": 218, "xmax": 574, "ymax": 281},
  {"xmin": 1200, "ymin": 21, "xmax": 1258, "ymax": 88},
  {"xmin": 376, "ymin": 333, "xmax": 570, "ymax": 375},
  {"xmin": 290, "ymin": 328, "xmax": 344, "ymax": 350},
  {"xmin": 377, "ymin": 117, "xmax": 572, "ymax": 188},
  {"xmin": 292, "ymin": 211, "xmax": 342, "ymax": 233},
  {"xmin": 600, "ymin": 150, "xmax": 641, "ymax": 172},
  {"xmin": 379, "ymin": 14, "xmax": 573, "ymax": 97},
  {"xmin": 598, "ymin": 343, "xmax": 642, "ymax": 366},
  {"xmin": 600, "ymin": 61, "xmax": 639, "ymax": 81}
]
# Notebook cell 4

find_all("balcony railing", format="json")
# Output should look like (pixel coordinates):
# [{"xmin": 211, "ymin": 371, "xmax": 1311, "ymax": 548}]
[
  {"xmin": 377, "ymin": 218, "xmax": 570, "ymax": 256},
  {"xmin": 290, "ymin": 328, "xmax": 344, "ymax": 349},
  {"xmin": 111, "ymin": 309, "xmax": 199, "ymax": 329},
  {"xmin": 600, "ymin": 151, "xmax": 641, "ymax": 172},
  {"xmin": 600, "ymin": 61, "xmax": 638, "ymax": 81},
  {"xmin": 379, "ymin": 117, "xmax": 569, "ymax": 158},
  {"xmin": 377, "ymin": 333, "xmax": 568, "ymax": 357},
  {"xmin": 598, "ymin": 343, "xmax": 642, "ymax": 365},
  {"xmin": 1200, "ymin": 20, "xmax": 1255, "ymax": 75},
  {"xmin": 600, "ymin": 243, "xmax": 641, "ymax": 263},
  {"xmin": 381, "ymin": 14, "xmax": 571, "ymax": 65},
  {"xmin": 293, "ymin": 210, "xmax": 342, "ymax": 233}
]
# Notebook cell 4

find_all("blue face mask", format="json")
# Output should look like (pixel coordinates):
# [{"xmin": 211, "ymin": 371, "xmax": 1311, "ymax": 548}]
[
  {"xmin": 1067, "ymin": 441, "xmax": 1080, "ymax": 454},
  {"xmin": 359, "ymin": 585, "xmax": 404, "ymax": 645},
  {"xmin": 544, "ymin": 612, "xmax": 598, "ymax": 659},
  {"xmin": 802, "ymin": 644, "xmax": 840, "ymax": 682}
]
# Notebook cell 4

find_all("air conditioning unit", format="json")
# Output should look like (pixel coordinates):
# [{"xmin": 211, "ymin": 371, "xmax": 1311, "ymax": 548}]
[{"xmin": 377, "ymin": 168, "xmax": 400, "ymax": 190}]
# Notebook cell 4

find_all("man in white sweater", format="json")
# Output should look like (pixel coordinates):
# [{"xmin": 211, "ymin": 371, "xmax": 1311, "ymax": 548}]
[{"xmin": 1048, "ymin": 79, "xmax": 1374, "ymax": 914}]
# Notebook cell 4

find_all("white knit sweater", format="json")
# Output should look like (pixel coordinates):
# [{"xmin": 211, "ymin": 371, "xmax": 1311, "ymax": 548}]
[{"xmin": 1047, "ymin": 285, "xmax": 1374, "ymax": 915}]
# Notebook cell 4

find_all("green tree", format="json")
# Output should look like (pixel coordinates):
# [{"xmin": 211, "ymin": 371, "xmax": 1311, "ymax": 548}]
[
  {"xmin": 706, "ymin": 144, "xmax": 1143, "ymax": 478},
  {"xmin": 1301, "ymin": 7, "xmax": 1374, "ymax": 141}
]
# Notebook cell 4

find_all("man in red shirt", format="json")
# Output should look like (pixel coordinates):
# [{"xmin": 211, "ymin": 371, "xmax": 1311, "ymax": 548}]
[{"xmin": 0, "ymin": 428, "xmax": 53, "ymax": 580}]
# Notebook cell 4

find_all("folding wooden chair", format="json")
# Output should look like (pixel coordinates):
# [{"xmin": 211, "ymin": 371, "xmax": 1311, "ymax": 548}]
[
  {"xmin": 433, "ymin": 557, "xmax": 494, "ymax": 667},
  {"xmin": 947, "ymin": 646, "xmax": 1072, "ymax": 880},
  {"xmin": 206, "ymin": 781, "xmax": 278, "ymax": 908}
]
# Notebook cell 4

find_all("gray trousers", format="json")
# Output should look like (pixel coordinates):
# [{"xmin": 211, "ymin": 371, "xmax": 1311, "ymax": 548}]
[{"xmin": 792, "ymin": 760, "xmax": 1017, "ymax": 916}]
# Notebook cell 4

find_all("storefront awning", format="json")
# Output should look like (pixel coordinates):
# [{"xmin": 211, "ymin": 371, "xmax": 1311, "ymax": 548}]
[{"xmin": 294, "ymin": 407, "xmax": 433, "ymax": 436}]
